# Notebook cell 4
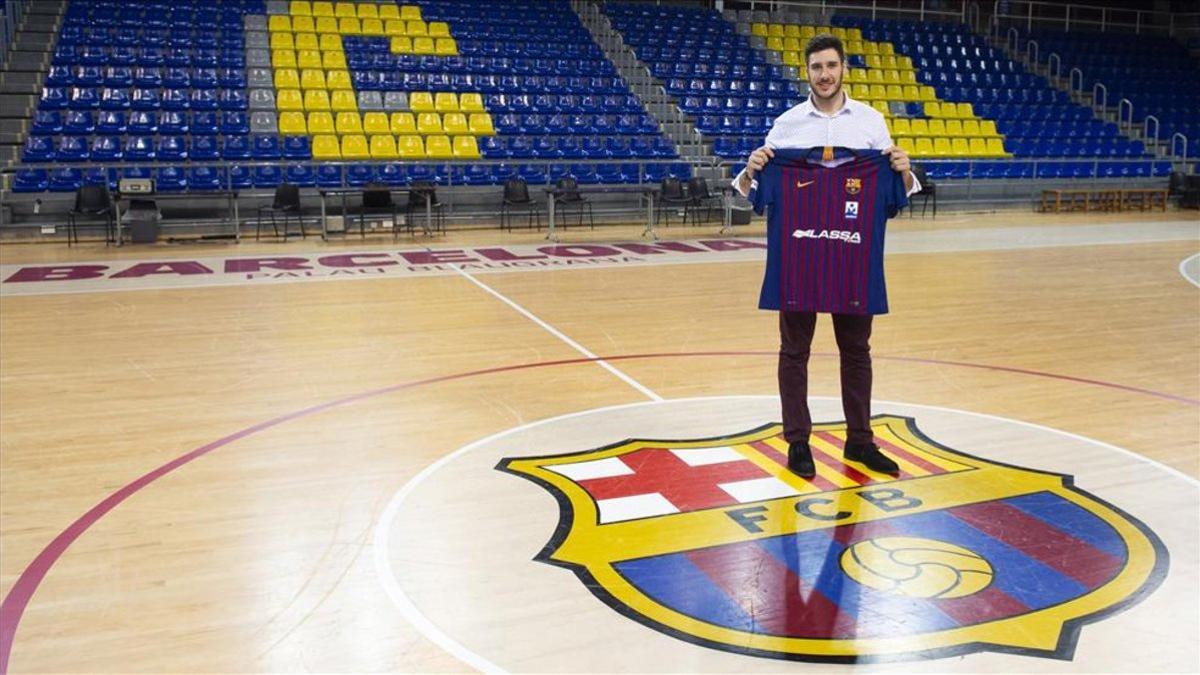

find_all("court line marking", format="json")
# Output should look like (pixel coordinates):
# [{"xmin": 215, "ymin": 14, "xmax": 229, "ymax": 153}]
[
  {"xmin": 1180, "ymin": 252, "xmax": 1200, "ymax": 289},
  {"xmin": 1, "ymin": 351, "xmax": 1196, "ymax": 673},
  {"xmin": 451, "ymin": 263, "xmax": 663, "ymax": 402},
  {"xmin": 371, "ymin": 395, "xmax": 1200, "ymax": 673}
]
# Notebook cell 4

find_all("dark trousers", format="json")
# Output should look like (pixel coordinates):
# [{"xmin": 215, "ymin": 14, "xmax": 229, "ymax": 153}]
[{"xmin": 778, "ymin": 311, "xmax": 875, "ymax": 446}]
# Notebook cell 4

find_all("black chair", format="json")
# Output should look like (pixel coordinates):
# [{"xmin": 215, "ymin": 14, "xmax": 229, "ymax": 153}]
[
  {"xmin": 406, "ymin": 180, "xmax": 445, "ymax": 233},
  {"xmin": 500, "ymin": 177, "xmax": 542, "ymax": 230},
  {"xmin": 257, "ymin": 183, "xmax": 304, "ymax": 240},
  {"xmin": 686, "ymin": 176, "xmax": 721, "ymax": 225},
  {"xmin": 1178, "ymin": 174, "xmax": 1200, "ymax": 210},
  {"xmin": 910, "ymin": 164, "xmax": 936, "ymax": 218},
  {"xmin": 67, "ymin": 184, "xmax": 115, "ymax": 246},
  {"xmin": 657, "ymin": 176, "xmax": 692, "ymax": 226},
  {"xmin": 553, "ymin": 176, "xmax": 594, "ymax": 229},
  {"xmin": 356, "ymin": 183, "xmax": 397, "ymax": 239}
]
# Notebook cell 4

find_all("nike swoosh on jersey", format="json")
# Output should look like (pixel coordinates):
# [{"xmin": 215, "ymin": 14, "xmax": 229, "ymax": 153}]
[{"xmin": 796, "ymin": 180, "xmax": 815, "ymax": 188}]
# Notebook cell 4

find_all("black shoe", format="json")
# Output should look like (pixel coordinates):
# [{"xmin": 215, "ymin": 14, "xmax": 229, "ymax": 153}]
[
  {"xmin": 787, "ymin": 442, "xmax": 816, "ymax": 478},
  {"xmin": 844, "ymin": 442, "xmax": 900, "ymax": 475}
]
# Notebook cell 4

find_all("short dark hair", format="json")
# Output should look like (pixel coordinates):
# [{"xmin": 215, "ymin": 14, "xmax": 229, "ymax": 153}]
[{"xmin": 805, "ymin": 33, "xmax": 845, "ymax": 67}]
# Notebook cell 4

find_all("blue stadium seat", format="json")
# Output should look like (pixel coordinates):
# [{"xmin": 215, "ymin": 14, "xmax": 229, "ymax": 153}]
[
  {"xmin": 32, "ymin": 111, "xmax": 64, "ymax": 135},
  {"xmin": 285, "ymin": 165, "xmax": 317, "ymax": 188},
  {"xmin": 158, "ymin": 136, "xmax": 188, "ymax": 161},
  {"xmin": 160, "ymin": 110, "xmax": 189, "ymax": 134},
  {"xmin": 187, "ymin": 167, "xmax": 224, "ymax": 191},
  {"xmin": 316, "ymin": 165, "xmax": 344, "ymax": 188},
  {"xmin": 346, "ymin": 165, "xmax": 377, "ymax": 188},
  {"xmin": 156, "ymin": 167, "xmax": 188, "ymax": 192},
  {"xmin": 252, "ymin": 135, "xmax": 281, "ymax": 160},
  {"xmin": 22, "ymin": 136, "xmax": 56, "ymax": 162},
  {"xmin": 282, "ymin": 136, "xmax": 311, "ymax": 160},
  {"xmin": 222, "ymin": 136, "xmax": 251, "ymax": 160},
  {"xmin": 62, "ymin": 110, "xmax": 95, "ymax": 134},
  {"xmin": 13, "ymin": 170, "xmax": 50, "ymax": 192},
  {"xmin": 49, "ymin": 168, "xmax": 83, "ymax": 192},
  {"xmin": 191, "ymin": 112, "xmax": 219, "ymax": 135},
  {"xmin": 56, "ymin": 136, "xmax": 89, "ymax": 161},
  {"xmin": 253, "ymin": 166, "xmax": 283, "ymax": 189},
  {"xmin": 90, "ymin": 136, "xmax": 122, "ymax": 161}
]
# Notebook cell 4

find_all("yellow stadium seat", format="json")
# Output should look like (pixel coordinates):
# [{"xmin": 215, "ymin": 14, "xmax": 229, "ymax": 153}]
[
  {"xmin": 897, "ymin": 56, "xmax": 914, "ymax": 71},
  {"xmin": 294, "ymin": 32, "xmax": 319, "ymax": 50},
  {"xmin": 846, "ymin": 68, "xmax": 864, "ymax": 83},
  {"xmin": 458, "ymin": 92, "xmax": 484, "ymax": 113},
  {"xmin": 850, "ymin": 83, "xmax": 870, "ymax": 99},
  {"xmin": 957, "ymin": 102, "xmax": 974, "ymax": 118},
  {"xmin": 924, "ymin": 101, "xmax": 942, "ymax": 117},
  {"xmin": 896, "ymin": 136, "xmax": 916, "ymax": 156},
  {"xmin": 866, "ymin": 54, "xmax": 881, "ymax": 69},
  {"xmin": 390, "ymin": 112, "xmax": 416, "ymax": 134},
  {"xmin": 885, "ymin": 84, "xmax": 903, "ymax": 100},
  {"xmin": 311, "ymin": 1, "xmax": 334, "ymax": 16},
  {"xmin": 782, "ymin": 52, "xmax": 800, "ymax": 67},
  {"xmin": 869, "ymin": 84, "xmax": 887, "ymax": 100},
  {"xmin": 270, "ymin": 32, "xmax": 295, "ymax": 50},
  {"xmin": 268, "ymin": 15, "xmax": 291, "ymax": 31},
  {"xmin": 940, "ymin": 102, "xmax": 960, "ymax": 119},
  {"xmin": 986, "ymin": 138, "xmax": 1009, "ymax": 157},
  {"xmin": 892, "ymin": 118, "xmax": 911, "ymax": 135},
  {"xmin": 863, "ymin": 41, "xmax": 878, "ymax": 55},
  {"xmin": 910, "ymin": 119, "xmax": 930, "ymax": 136},
  {"xmin": 272, "ymin": 49, "xmax": 297, "ymax": 68},
  {"xmin": 315, "ymin": 17, "xmax": 340, "ymax": 34},
  {"xmin": 369, "ymin": 134, "xmax": 398, "ymax": 159},
  {"xmin": 871, "ymin": 100, "xmax": 889, "ymax": 116},
  {"xmin": 276, "ymin": 89, "xmax": 304, "ymax": 111},
  {"xmin": 434, "ymin": 92, "xmax": 459, "ymax": 113},
  {"xmin": 919, "ymin": 86, "xmax": 937, "ymax": 101},
  {"xmin": 416, "ymin": 112, "xmax": 442, "ymax": 134},
  {"xmin": 867, "ymin": 69, "xmax": 883, "ymax": 83},
  {"xmin": 338, "ymin": 17, "xmax": 362, "ymax": 34},
  {"xmin": 318, "ymin": 34, "xmax": 342, "ymax": 51},
  {"xmin": 340, "ymin": 134, "xmax": 369, "ymax": 159},
  {"xmin": 408, "ymin": 92, "xmax": 434, "ymax": 112},
  {"xmin": 300, "ymin": 69, "xmax": 326, "ymax": 90},
  {"xmin": 880, "ymin": 43, "xmax": 894, "ymax": 55},
  {"xmin": 330, "ymin": 89, "xmax": 357, "ymax": 112},
  {"xmin": 945, "ymin": 120, "xmax": 964, "ymax": 136},
  {"xmin": 442, "ymin": 113, "xmax": 468, "ymax": 134},
  {"xmin": 931, "ymin": 137, "xmax": 951, "ymax": 157},
  {"xmin": 799, "ymin": 26, "xmax": 815, "ymax": 38},
  {"xmin": 901, "ymin": 70, "xmax": 917, "ymax": 84},
  {"xmin": 323, "ymin": 51, "xmax": 347, "ymax": 69},
  {"xmin": 325, "ymin": 70, "xmax": 352, "ymax": 90},
  {"xmin": 766, "ymin": 37, "xmax": 784, "ymax": 51},
  {"xmin": 783, "ymin": 24, "xmax": 800, "ymax": 38},
  {"xmin": 312, "ymin": 134, "xmax": 340, "ymax": 160},
  {"xmin": 356, "ymin": 2, "xmax": 378, "ymax": 18},
  {"xmin": 334, "ymin": 2, "xmax": 356, "ymax": 17},
  {"xmin": 307, "ymin": 111, "xmax": 335, "ymax": 134},
  {"xmin": 291, "ymin": 1, "xmax": 313, "ymax": 15},
  {"xmin": 279, "ymin": 111, "xmax": 307, "ymax": 135},
  {"xmin": 274, "ymin": 69, "xmax": 300, "ymax": 89},
  {"xmin": 434, "ymin": 38, "xmax": 457, "ymax": 56},
  {"xmin": 425, "ymin": 135, "xmax": 453, "ymax": 159},
  {"xmin": 884, "ymin": 69, "xmax": 901, "ymax": 84},
  {"xmin": 398, "ymin": 134, "xmax": 425, "ymax": 159},
  {"xmin": 847, "ymin": 39, "xmax": 863, "ymax": 54},
  {"xmin": 390, "ymin": 36, "xmax": 413, "ymax": 53},
  {"xmin": 903, "ymin": 85, "xmax": 920, "ymax": 100},
  {"xmin": 928, "ymin": 119, "xmax": 947, "ymax": 136},
  {"xmin": 303, "ymin": 89, "xmax": 330, "ymax": 111},
  {"xmin": 951, "ymin": 137, "xmax": 970, "ymax": 156},
  {"xmin": 468, "ymin": 113, "xmax": 494, "ymax": 135},
  {"xmin": 962, "ymin": 120, "xmax": 981, "ymax": 137},
  {"xmin": 386, "ymin": 19, "xmax": 407, "ymax": 36},
  {"xmin": 750, "ymin": 23, "xmax": 767, "ymax": 37},
  {"xmin": 881, "ymin": 55, "xmax": 898, "ymax": 69},
  {"xmin": 297, "ymin": 49, "xmax": 323, "ymax": 69},
  {"xmin": 335, "ymin": 111, "xmax": 362, "ymax": 134},
  {"xmin": 407, "ymin": 20, "xmax": 427, "ymax": 36},
  {"xmin": 914, "ymin": 137, "xmax": 934, "ymax": 158},
  {"xmin": 980, "ymin": 120, "xmax": 999, "ymax": 137},
  {"xmin": 379, "ymin": 4, "xmax": 400, "ymax": 19},
  {"xmin": 831, "ymin": 27, "xmax": 847, "ymax": 39},
  {"xmin": 968, "ymin": 138, "xmax": 988, "ymax": 156},
  {"xmin": 362, "ymin": 18, "xmax": 385, "ymax": 36},
  {"xmin": 848, "ymin": 28, "xmax": 863, "ymax": 41},
  {"xmin": 413, "ymin": 37, "xmax": 435, "ymax": 55},
  {"xmin": 363, "ymin": 112, "xmax": 390, "ymax": 135},
  {"xmin": 428, "ymin": 21, "xmax": 450, "ymax": 37},
  {"xmin": 783, "ymin": 37, "xmax": 800, "ymax": 51},
  {"xmin": 399, "ymin": 5, "xmax": 421, "ymax": 20}
]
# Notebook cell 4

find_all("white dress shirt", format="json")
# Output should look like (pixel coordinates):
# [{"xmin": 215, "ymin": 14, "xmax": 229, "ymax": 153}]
[{"xmin": 732, "ymin": 90, "xmax": 921, "ymax": 197}]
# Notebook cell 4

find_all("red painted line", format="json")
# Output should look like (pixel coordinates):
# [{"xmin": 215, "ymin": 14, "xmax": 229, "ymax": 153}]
[
  {"xmin": 811, "ymin": 432, "xmax": 886, "ymax": 483},
  {"xmin": 873, "ymin": 436, "xmax": 952, "ymax": 476},
  {"xmin": 949, "ymin": 501, "xmax": 1124, "ymax": 589},
  {"xmin": 1, "ymin": 349, "xmax": 1193, "ymax": 672},
  {"xmin": 935, "ymin": 584, "xmax": 1031, "ymax": 626},
  {"xmin": 747, "ymin": 440, "xmax": 840, "ymax": 492}
]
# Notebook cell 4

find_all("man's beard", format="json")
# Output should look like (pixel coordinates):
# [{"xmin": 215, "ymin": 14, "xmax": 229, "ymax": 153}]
[{"xmin": 811, "ymin": 78, "xmax": 842, "ymax": 102}]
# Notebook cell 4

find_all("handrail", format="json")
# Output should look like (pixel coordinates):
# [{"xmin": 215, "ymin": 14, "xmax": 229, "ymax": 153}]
[
  {"xmin": 1068, "ymin": 66, "xmax": 1082, "ymax": 93},
  {"xmin": 1143, "ymin": 115, "xmax": 1159, "ymax": 147},
  {"xmin": 1006, "ymin": 26, "xmax": 1019, "ymax": 53},
  {"xmin": 1171, "ymin": 133, "xmax": 1189, "ymax": 160},
  {"xmin": 1047, "ymin": 52, "xmax": 1061, "ymax": 80},
  {"xmin": 990, "ymin": 0, "xmax": 1183, "ymax": 35},
  {"xmin": 1118, "ymin": 98, "xmax": 1133, "ymax": 133},
  {"xmin": 1027, "ymin": 39, "xmax": 1039, "ymax": 65},
  {"xmin": 1092, "ymin": 81, "xmax": 1107, "ymax": 112}
]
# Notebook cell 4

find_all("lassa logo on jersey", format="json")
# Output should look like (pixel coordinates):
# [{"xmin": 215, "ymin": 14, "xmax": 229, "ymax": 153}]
[
  {"xmin": 498, "ymin": 416, "xmax": 1167, "ymax": 663},
  {"xmin": 793, "ymin": 228, "xmax": 862, "ymax": 244}
]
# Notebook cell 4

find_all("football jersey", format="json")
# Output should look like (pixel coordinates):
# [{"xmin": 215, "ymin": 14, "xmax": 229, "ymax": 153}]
[{"xmin": 749, "ymin": 148, "xmax": 908, "ymax": 315}]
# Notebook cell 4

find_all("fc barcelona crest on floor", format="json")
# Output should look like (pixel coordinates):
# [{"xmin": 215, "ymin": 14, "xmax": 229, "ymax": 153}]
[{"xmin": 497, "ymin": 416, "xmax": 1168, "ymax": 662}]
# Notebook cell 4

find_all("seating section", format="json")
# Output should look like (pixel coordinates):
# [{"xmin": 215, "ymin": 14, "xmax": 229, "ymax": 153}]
[
  {"xmin": 14, "ymin": 0, "xmax": 685, "ymax": 192},
  {"xmin": 1017, "ymin": 28, "xmax": 1198, "ymax": 160}
]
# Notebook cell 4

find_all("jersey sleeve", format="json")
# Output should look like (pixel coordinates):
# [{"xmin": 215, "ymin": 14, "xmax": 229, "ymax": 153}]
[
  {"xmin": 748, "ymin": 163, "xmax": 777, "ymax": 215},
  {"xmin": 886, "ymin": 161, "xmax": 909, "ymax": 218}
]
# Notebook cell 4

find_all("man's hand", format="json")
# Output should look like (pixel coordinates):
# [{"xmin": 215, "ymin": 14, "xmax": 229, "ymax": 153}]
[
  {"xmin": 882, "ymin": 145, "xmax": 911, "ymax": 174},
  {"xmin": 746, "ymin": 145, "xmax": 775, "ymax": 177}
]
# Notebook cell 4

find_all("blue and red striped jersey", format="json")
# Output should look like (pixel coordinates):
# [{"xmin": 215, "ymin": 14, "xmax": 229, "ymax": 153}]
[{"xmin": 749, "ymin": 149, "xmax": 908, "ymax": 315}]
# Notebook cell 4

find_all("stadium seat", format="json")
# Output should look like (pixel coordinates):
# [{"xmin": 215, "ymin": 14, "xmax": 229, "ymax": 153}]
[
  {"xmin": 335, "ymin": 111, "xmax": 363, "ymax": 134},
  {"xmin": 452, "ymin": 136, "xmax": 480, "ymax": 159},
  {"xmin": 398, "ymin": 135, "xmax": 425, "ymax": 159},
  {"xmin": 312, "ymin": 134, "xmax": 340, "ymax": 160},
  {"xmin": 370, "ymin": 134, "xmax": 399, "ymax": 159},
  {"xmin": 340, "ymin": 134, "xmax": 370, "ymax": 159}
]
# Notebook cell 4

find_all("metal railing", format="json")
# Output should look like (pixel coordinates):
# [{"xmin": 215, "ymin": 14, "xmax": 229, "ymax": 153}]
[
  {"xmin": 1143, "ymin": 115, "xmax": 1159, "ymax": 148},
  {"xmin": 1171, "ymin": 133, "xmax": 1189, "ymax": 160},
  {"xmin": 1090, "ymin": 80, "xmax": 1105, "ymax": 112},
  {"xmin": 743, "ymin": 0, "xmax": 964, "ymax": 23},
  {"xmin": 1046, "ymin": 52, "xmax": 1061, "ymax": 80},
  {"xmin": 1117, "ymin": 98, "xmax": 1133, "ymax": 134},
  {"xmin": 990, "ymin": 0, "xmax": 1189, "ymax": 35}
]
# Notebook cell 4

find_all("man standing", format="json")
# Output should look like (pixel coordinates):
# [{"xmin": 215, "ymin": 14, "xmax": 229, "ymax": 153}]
[{"xmin": 732, "ymin": 34, "xmax": 920, "ymax": 478}]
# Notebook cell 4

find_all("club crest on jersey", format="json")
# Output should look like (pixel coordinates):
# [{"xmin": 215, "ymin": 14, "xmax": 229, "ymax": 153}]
[
  {"xmin": 793, "ymin": 228, "xmax": 861, "ymax": 244},
  {"xmin": 845, "ymin": 177, "xmax": 862, "ymax": 195},
  {"xmin": 844, "ymin": 201, "xmax": 860, "ymax": 219},
  {"xmin": 497, "ymin": 416, "xmax": 1167, "ymax": 663}
]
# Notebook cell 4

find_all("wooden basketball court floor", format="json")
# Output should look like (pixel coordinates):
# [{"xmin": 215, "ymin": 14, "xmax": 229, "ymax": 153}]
[{"xmin": 0, "ymin": 209, "xmax": 1197, "ymax": 673}]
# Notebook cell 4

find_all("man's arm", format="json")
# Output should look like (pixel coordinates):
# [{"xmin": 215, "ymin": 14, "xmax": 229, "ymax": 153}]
[
  {"xmin": 882, "ymin": 146, "xmax": 920, "ymax": 196},
  {"xmin": 732, "ymin": 146, "xmax": 775, "ymax": 197}
]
